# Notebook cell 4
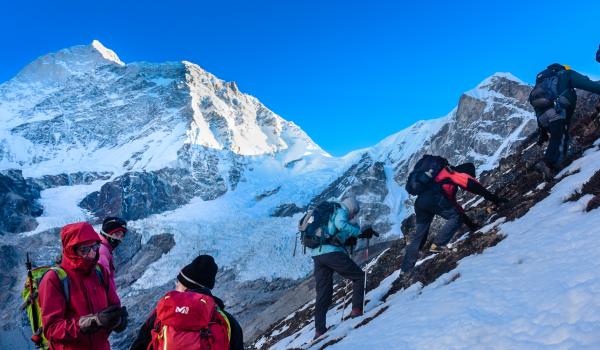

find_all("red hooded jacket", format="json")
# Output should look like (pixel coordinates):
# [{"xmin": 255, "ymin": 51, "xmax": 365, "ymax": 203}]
[{"xmin": 38, "ymin": 222, "xmax": 121, "ymax": 350}]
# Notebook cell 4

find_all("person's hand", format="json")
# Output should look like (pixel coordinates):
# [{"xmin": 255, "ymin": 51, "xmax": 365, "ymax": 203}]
[
  {"xmin": 344, "ymin": 236, "xmax": 358, "ymax": 247},
  {"xmin": 358, "ymin": 227, "xmax": 379, "ymax": 239},
  {"xmin": 78, "ymin": 314, "xmax": 100, "ymax": 334},
  {"xmin": 113, "ymin": 306, "xmax": 128, "ymax": 333},
  {"xmin": 488, "ymin": 194, "xmax": 509, "ymax": 206},
  {"xmin": 78, "ymin": 305, "xmax": 121, "ymax": 334},
  {"xmin": 97, "ymin": 305, "xmax": 122, "ymax": 330}
]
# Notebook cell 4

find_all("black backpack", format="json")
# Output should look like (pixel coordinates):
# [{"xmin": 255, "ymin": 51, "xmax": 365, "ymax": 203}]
[
  {"xmin": 405, "ymin": 155, "xmax": 449, "ymax": 196},
  {"xmin": 529, "ymin": 66, "xmax": 565, "ymax": 112},
  {"xmin": 298, "ymin": 201, "xmax": 341, "ymax": 250}
]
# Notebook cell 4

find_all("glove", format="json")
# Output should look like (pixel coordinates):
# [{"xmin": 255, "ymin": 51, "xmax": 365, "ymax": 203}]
[
  {"xmin": 113, "ymin": 306, "xmax": 128, "ymax": 333},
  {"xmin": 97, "ymin": 304, "xmax": 122, "ymax": 330},
  {"xmin": 461, "ymin": 213, "xmax": 480, "ymax": 232},
  {"xmin": 487, "ymin": 194, "xmax": 508, "ymax": 206},
  {"xmin": 78, "ymin": 305, "xmax": 121, "ymax": 334},
  {"xmin": 358, "ymin": 227, "xmax": 379, "ymax": 239},
  {"xmin": 344, "ymin": 236, "xmax": 357, "ymax": 247},
  {"xmin": 78, "ymin": 314, "xmax": 100, "ymax": 334},
  {"xmin": 537, "ymin": 129, "xmax": 549, "ymax": 146}
]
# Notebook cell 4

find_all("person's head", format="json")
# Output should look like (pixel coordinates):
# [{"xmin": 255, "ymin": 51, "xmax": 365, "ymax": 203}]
[
  {"xmin": 60, "ymin": 222, "xmax": 101, "ymax": 272},
  {"xmin": 341, "ymin": 196, "xmax": 360, "ymax": 220},
  {"xmin": 100, "ymin": 217, "xmax": 127, "ymax": 248},
  {"xmin": 547, "ymin": 63, "xmax": 568, "ymax": 72},
  {"xmin": 176, "ymin": 255, "xmax": 218, "ymax": 291}
]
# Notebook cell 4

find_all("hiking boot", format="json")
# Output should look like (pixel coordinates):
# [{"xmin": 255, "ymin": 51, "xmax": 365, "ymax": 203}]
[
  {"xmin": 349, "ymin": 307, "xmax": 363, "ymax": 318},
  {"xmin": 313, "ymin": 330, "xmax": 326, "ymax": 340},
  {"xmin": 429, "ymin": 243, "xmax": 446, "ymax": 253}
]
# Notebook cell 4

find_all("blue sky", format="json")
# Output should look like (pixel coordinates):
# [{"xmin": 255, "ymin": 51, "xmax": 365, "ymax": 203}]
[{"xmin": 1, "ymin": 1, "xmax": 599, "ymax": 156}]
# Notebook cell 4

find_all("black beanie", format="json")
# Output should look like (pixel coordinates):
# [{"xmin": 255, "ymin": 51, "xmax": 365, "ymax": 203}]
[
  {"xmin": 101, "ymin": 217, "xmax": 127, "ymax": 236},
  {"xmin": 177, "ymin": 255, "xmax": 218, "ymax": 290}
]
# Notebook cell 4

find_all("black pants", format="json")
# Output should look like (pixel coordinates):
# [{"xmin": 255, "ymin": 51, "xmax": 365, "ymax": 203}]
[
  {"xmin": 544, "ymin": 119, "xmax": 568, "ymax": 169},
  {"xmin": 401, "ymin": 194, "xmax": 463, "ymax": 272},
  {"xmin": 313, "ymin": 252, "xmax": 364, "ymax": 334}
]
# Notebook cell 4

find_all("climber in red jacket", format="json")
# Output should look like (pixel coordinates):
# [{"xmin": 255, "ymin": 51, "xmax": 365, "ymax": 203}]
[
  {"xmin": 38, "ymin": 222, "xmax": 127, "ymax": 350},
  {"xmin": 402, "ymin": 159, "xmax": 506, "ymax": 273}
]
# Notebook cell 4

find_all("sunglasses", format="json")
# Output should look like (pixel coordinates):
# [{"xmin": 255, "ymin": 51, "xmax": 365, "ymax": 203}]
[{"xmin": 76, "ymin": 242, "xmax": 100, "ymax": 255}]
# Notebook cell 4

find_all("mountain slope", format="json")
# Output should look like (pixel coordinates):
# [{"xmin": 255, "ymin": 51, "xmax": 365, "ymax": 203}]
[{"xmin": 252, "ymin": 92, "xmax": 600, "ymax": 349}]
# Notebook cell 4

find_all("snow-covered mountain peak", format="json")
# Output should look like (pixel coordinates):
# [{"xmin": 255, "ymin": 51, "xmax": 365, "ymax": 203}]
[
  {"xmin": 466, "ymin": 72, "xmax": 528, "ymax": 101},
  {"xmin": 90, "ymin": 40, "xmax": 125, "ymax": 66},
  {"xmin": 13, "ymin": 40, "xmax": 124, "ymax": 86},
  {"xmin": 0, "ymin": 42, "xmax": 328, "ymax": 177}
]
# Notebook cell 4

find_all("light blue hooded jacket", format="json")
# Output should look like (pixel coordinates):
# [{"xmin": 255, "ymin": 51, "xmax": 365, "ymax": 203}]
[{"xmin": 309, "ymin": 201, "xmax": 361, "ymax": 257}]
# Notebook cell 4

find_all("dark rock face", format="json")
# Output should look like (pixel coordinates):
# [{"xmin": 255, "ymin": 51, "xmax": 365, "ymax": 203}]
[
  {"xmin": 270, "ymin": 203, "xmax": 305, "ymax": 217},
  {"xmin": 79, "ymin": 144, "xmax": 247, "ymax": 221},
  {"xmin": 0, "ymin": 169, "xmax": 43, "ymax": 234},
  {"xmin": 0, "ymin": 170, "xmax": 113, "ymax": 235},
  {"xmin": 114, "ymin": 233, "xmax": 175, "ymax": 288},
  {"xmin": 29, "ymin": 171, "xmax": 113, "ymax": 190},
  {"xmin": 79, "ymin": 167, "xmax": 227, "ymax": 221},
  {"xmin": 255, "ymin": 186, "xmax": 281, "ymax": 201},
  {"xmin": 112, "ymin": 228, "xmax": 143, "ymax": 269}
]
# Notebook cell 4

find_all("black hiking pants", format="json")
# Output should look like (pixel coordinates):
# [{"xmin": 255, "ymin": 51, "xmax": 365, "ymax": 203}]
[
  {"xmin": 544, "ymin": 119, "xmax": 569, "ymax": 169},
  {"xmin": 313, "ymin": 252, "xmax": 365, "ymax": 334},
  {"xmin": 401, "ymin": 193, "xmax": 463, "ymax": 273}
]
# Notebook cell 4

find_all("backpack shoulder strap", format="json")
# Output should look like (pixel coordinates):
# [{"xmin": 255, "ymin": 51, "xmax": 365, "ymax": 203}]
[
  {"xmin": 49, "ymin": 267, "xmax": 70, "ymax": 305},
  {"xmin": 95, "ymin": 264, "xmax": 109, "ymax": 293},
  {"xmin": 216, "ymin": 307, "xmax": 232, "ymax": 342}
]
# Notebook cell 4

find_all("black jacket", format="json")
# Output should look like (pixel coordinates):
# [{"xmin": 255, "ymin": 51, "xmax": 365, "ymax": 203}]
[
  {"xmin": 129, "ymin": 288, "xmax": 244, "ymax": 350},
  {"xmin": 596, "ymin": 45, "xmax": 600, "ymax": 63},
  {"xmin": 535, "ymin": 64, "xmax": 600, "ymax": 119}
]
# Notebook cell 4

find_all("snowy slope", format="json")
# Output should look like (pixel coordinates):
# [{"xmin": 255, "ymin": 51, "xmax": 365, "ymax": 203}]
[{"xmin": 264, "ymin": 140, "xmax": 600, "ymax": 350}]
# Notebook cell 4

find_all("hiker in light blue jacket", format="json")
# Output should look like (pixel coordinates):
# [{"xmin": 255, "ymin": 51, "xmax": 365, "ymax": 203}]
[
  {"xmin": 308, "ymin": 199, "xmax": 361, "ymax": 257},
  {"xmin": 310, "ymin": 197, "xmax": 377, "ymax": 339}
]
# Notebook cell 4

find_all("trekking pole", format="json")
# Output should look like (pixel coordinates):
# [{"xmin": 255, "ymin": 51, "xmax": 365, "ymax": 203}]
[
  {"xmin": 25, "ymin": 253, "xmax": 43, "ymax": 346},
  {"xmin": 363, "ymin": 238, "xmax": 369, "ymax": 312},
  {"xmin": 293, "ymin": 231, "xmax": 299, "ymax": 257},
  {"xmin": 340, "ymin": 279, "xmax": 350, "ymax": 323}
]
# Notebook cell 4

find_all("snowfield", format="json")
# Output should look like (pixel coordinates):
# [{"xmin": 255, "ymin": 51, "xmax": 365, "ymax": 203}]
[{"xmin": 268, "ymin": 141, "xmax": 600, "ymax": 350}]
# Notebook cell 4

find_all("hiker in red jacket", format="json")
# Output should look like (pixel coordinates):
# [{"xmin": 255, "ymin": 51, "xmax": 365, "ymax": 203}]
[
  {"xmin": 401, "ymin": 160, "xmax": 506, "ymax": 273},
  {"xmin": 130, "ymin": 255, "xmax": 244, "ymax": 350},
  {"xmin": 38, "ymin": 222, "xmax": 127, "ymax": 350}
]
